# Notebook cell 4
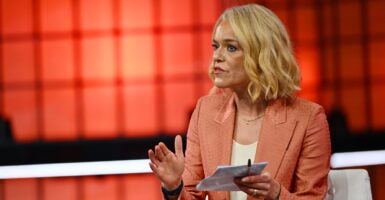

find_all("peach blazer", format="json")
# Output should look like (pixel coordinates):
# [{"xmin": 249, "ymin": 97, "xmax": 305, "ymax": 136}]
[{"xmin": 179, "ymin": 92, "xmax": 331, "ymax": 200}]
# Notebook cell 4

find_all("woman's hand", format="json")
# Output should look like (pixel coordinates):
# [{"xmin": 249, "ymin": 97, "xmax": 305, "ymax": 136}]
[
  {"xmin": 234, "ymin": 172, "xmax": 281, "ymax": 200},
  {"xmin": 148, "ymin": 135, "xmax": 185, "ymax": 190}
]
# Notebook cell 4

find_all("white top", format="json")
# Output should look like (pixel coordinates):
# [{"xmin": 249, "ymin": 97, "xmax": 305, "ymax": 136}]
[{"xmin": 230, "ymin": 140, "xmax": 258, "ymax": 200}]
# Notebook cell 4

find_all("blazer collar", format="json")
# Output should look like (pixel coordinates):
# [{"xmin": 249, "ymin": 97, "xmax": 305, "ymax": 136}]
[
  {"xmin": 210, "ymin": 93, "xmax": 296, "ymax": 200},
  {"xmin": 211, "ymin": 93, "xmax": 236, "ymax": 167},
  {"xmin": 212, "ymin": 93, "xmax": 297, "ymax": 177},
  {"xmin": 214, "ymin": 92, "xmax": 236, "ymax": 124},
  {"xmin": 213, "ymin": 92, "xmax": 289, "ymax": 125}
]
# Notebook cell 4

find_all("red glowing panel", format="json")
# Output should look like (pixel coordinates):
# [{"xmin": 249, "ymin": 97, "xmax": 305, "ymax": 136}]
[
  {"xmin": 340, "ymin": 43, "xmax": 364, "ymax": 80},
  {"xmin": 162, "ymin": 33, "xmax": 194, "ymax": 77},
  {"xmin": 295, "ymin": 45, "xmax": 320, "ymax": 91},
  {"xmin": 123, "ymin": 174, "xmax": 162, "ymax": 199},
  {"xmin": 320, "ymin": 88, "xmax": 337, "ymax": 114},
  {"xmin": 42, "ymin": 178, "xmax": 77, "ymax": 200},
  {"xmin": 295, "ymin": 7, "xmax": 317, "ymax": 42},
  {"xmin": 323, "ymin": 45, "xmax": 336, "ymax": 83},
  {"xmin": 199, "ymin": 0, "xmax": 219, "ymax": 25},
  {"xmin": 221, "ymin": 0, "xmax": 240, "ymax": 9},
  {"xmin": 2, "ymin": 41, "xmax": 35, "ymax": 84},
  {"xmin": 4, "ymin": 179, "xmax": 38, "ymax": 200},
  {"xmin": 4, "ymin": 90, "xmax": 38, "ymax": 142},
  {"xmin": 83, "ymin": 176, "xmax": 118, "ymax": 200},
  {"xmin": 80, "ymin": 0, "xmax": 113, "ymax": 31},
  {"xmin": 263, "ymin": 0, "xmax": 287, "ymax": 3},
  {"xmin": 40, "ymin": 0, "xmax": 73, "ymax": 32},
  {"xmin": 160, "ymin": 0, "xmax": 192, "ymax": 26},
  {"xmin": 370, "ymin": 41, "xmax": 385, "ymax": 78},
  {"xmin": 121, "ymin": 34, "xmax": 155, "ymax": 79},
  {"xmin": 123, "ymin": 84, "xmax": 157, "ymax": 137},
  {"xmin": 120, "ymin": 0, "xmax": 153, "ymax": 29},
  {"xmin": 371, "ymin": 84, "xmax": 385, "ymax": 130},
  {"xmin": 338, "ymin": 1, "xmax": 362, "ymax": 38},
  {"xmin": 81, "ymin": 36, "xmax": 115, "ymax": 80},
  {"xmin": 164, "ymin": 81, "xmax": 196, "ymax": 134},
  {"xmin": 1, "ymin": 0, "xmax": 33, "ymax": 35},
  {"xmin": 200, "ymin": 31, "xmax": 214, "ymax": 74},
  {"xmin": 83, "ymin": 86, "xmax": 117, "ymax": 139},
  {"xmin": 42, "ymin": 88, "xmax": 77, "ymax": 141},
  {"xmin": 203, "ymin": 78, "xmax": 214, "ymax": 96},
  {"xmin": 341, "ymin": 86, "xmax": 366, "ymax": 132},
  {"xmin": 297, "ymin": 90, "xmax": 318, "ymax": 103},
  {"xmin": 272, "ymin": 8, "xmax": 289, "ymax": 31},
  {"xmin": 321, "ymin": 4, "xmax": 333, "ymax": 39},
  {"xmin": 369, "ymin": 1, "xmax": 385, "ymax": 35},
  {"xmin": 41, "ymin": 38, "xmax": 74, "ymax": 82}
]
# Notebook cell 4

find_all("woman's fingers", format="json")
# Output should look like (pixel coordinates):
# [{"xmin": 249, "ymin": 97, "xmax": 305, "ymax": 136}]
[
  {"xmin": 147, "ymin": 138, "xmax": 185, "ymax": 191},
  {"xmin": 155, "ymin": 144, "xmax": 166, "ymax": 161},
  {"xmin": 158, "ymin": 142, "xmax": 172, "ymax": 158},
  {"xmin": 149, "ymin": 136, "xmax": 184, "ymax": 164},
  {"xmin": 148, "ymin": 162, "xmax": 159, "ymax": 174},
  {"xmin": 155, "ymin": 136, "xmax": 184, "ymax": 161},
  {"xmin": 234, "ymin": 178, "xmax": 270, "ymax": 190},
  {"xmin": 234, "ymin": 173, "xmax": 273, "ymax": 198},
  {"xmin": 148, "ymin": 149, "xmax": 160, "ymax": 166},
  {"xmin": 251, "ymin": 183, "xmax": 270, "ymax": 190},
  {"xmin": 237, "ymin": 184, "xmax": 269, "ymax": 197},
  {"xmin": 241, "ymin": 172, "xmax": 270, "ymax": 183},
  {"xmin": 148, "ymin": 150, "xmax": 163, "ymax": 177},
  {"xmin": 174, "ymin": 135, "xmax": 184, "ymax": 158}
]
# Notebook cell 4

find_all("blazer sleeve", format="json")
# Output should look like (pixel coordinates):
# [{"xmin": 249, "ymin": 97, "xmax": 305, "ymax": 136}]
[
  {"xmin": 279, "ymin": 105, "xmax": 331, "ymax": 200},
  {"xmin": 179, "ymin": 99, "xmax": 207, "ymax": 200}
]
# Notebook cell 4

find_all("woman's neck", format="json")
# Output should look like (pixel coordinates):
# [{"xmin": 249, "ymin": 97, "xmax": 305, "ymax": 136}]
[{"xmin": 234, "ymin": 91, "xmax": 266, "ymax": 119}]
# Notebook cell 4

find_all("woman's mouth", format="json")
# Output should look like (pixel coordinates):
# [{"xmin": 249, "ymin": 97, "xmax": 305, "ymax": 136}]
[{"xmin": 214, "ymin": 67, "xmax": 226, "ymax": 74}]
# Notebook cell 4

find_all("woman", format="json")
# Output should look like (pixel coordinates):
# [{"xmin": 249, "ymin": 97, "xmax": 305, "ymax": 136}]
[{"xmin": 148, "ymin": 4, "xmax": 331, "ymax": 200}]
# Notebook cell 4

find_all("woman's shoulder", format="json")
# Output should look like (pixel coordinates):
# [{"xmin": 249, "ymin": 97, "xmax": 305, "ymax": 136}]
[
  {"xmin": 287, "ymin": 97, "xmax": 325, "ymax": 115},
  {"xmin": 193, "ymin": 91, "xmax": 234, "ymax": 115},
  {"xmin": 291, "ymin": 97, "xmax": 323, "ymax": 108},
  {"xmin": 198, "ymin": 90, "xmax": 232, "ymax": 104}
]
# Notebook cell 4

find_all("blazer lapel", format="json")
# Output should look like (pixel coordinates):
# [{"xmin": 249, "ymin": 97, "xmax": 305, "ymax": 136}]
[
  {"xmin": 205, "ymin": 95, "xmax": 296, "ymax": 200},
  {"xmin": 208, "ymin": 93, "xmax": 236, "ymax": 200},
  {"xmin": 255, "ymin": 99, "xmax": 297, "ymax": 178}
]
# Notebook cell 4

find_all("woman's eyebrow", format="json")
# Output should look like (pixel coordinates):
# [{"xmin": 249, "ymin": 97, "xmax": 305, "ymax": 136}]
[{"xmin": 212, "ymin": 38, "xmax": 239, "ymax": 43}]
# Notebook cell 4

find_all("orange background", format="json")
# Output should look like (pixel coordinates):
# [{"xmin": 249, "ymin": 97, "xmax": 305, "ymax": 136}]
[{"xmin": 1, "ymin": 0, "xmax": 385, "ymax": 199}]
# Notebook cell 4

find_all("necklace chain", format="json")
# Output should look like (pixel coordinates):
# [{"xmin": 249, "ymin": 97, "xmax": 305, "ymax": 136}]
[{"xmin": 240, "ymin": 114, "xmax": 265, "ymax": 125}]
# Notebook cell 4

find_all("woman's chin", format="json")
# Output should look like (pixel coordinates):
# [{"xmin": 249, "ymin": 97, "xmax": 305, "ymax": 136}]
[
  {"xmin": 213, "ymin": 83, "xmax": 227, "ymax": 89},
  {"xmin": 213, "ymin": 79, "xmax": 228, "ymax": 88}
]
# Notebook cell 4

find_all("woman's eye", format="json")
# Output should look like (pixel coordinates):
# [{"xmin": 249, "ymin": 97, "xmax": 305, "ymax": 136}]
[
  {"xmin": 227, "ymin": 45, "xmax": 237, "ymax": 52},
  {"xmin": 212, "ymin": 44, "xmax": 219, "ymax": 50}
]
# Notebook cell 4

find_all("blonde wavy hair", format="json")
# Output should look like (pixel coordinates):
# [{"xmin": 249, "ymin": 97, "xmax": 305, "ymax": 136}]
[{"xmin": 209, "ymin": 4, "xmax": 301, "ymax": 101}]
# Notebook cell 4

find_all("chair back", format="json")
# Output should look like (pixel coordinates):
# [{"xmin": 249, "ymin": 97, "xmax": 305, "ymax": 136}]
[{"xmin": 324, "ymin": 169, "xmax": 372, "ymax": 200}]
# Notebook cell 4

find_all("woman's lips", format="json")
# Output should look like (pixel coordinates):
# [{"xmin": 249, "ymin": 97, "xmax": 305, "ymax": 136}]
[{"xmin": 214, "ymin": 67, "xmax": 226, "ymax": 74}]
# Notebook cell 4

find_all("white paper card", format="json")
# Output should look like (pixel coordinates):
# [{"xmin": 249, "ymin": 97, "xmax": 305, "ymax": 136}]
[{"xmin": 196, "ymin": 162, "xmax": 268, "ymax": 191}]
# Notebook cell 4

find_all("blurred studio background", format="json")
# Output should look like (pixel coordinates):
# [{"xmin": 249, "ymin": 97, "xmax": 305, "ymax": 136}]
[{"xmin": 1, "ymin": 0, "xmax": 385, "ymax": 199}]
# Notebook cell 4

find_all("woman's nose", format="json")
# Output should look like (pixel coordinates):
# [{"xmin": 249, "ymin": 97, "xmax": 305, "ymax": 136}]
[{"xmin": 213, "ymin": 48, "xmax": 224, "ymax": 63}]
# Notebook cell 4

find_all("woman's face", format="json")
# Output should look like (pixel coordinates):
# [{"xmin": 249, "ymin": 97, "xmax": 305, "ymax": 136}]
[{"xmin": 211, "ymin": 20, "xmax": 249, "ymax": 92}]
